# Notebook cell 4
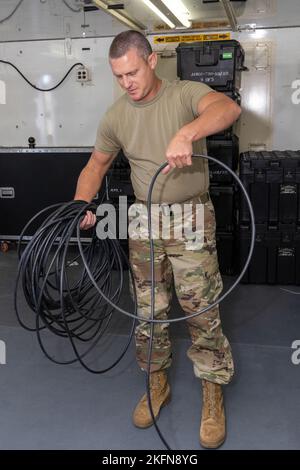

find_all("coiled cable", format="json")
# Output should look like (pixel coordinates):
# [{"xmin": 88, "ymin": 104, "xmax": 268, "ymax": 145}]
[{"xmin": 15, "ymin": 200, "xmax": 137, "ymax": 373}]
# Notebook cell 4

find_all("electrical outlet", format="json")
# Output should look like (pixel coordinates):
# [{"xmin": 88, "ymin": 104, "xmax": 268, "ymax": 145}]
[{"xmin": 76, "ymin": 66, "xmax": 91, "ymax": 82}]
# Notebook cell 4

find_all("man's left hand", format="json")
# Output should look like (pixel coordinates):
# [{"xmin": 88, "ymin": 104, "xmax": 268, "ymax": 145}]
[{"xmin": 162, "ymin": 133, "xmax": 193, "ymax": 175}]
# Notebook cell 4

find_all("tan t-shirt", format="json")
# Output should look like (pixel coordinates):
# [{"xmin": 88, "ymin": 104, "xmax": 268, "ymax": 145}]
[{"xmin": 95, "ymin": 79, "xmax": 214, "ymax": 204}]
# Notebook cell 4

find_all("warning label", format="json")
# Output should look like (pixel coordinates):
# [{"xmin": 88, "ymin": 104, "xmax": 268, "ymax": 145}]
[{"xmin": 153, "ymin": 32, "xmax": 231, "ymax": 44}]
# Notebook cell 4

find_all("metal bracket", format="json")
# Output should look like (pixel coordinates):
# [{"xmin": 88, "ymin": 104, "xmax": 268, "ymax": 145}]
[
  {"xmin": 220, "ymin": 0, "xmax": 238, "ymax": 32},
  {"xmin": 92, "ymin": 0, "xmax": 145, "ymax": 31},
  {"xmin": 238, "ymin": 23, "xmax": 257, "ymax": 33},
  {"xmin": 0, "ymin": 187, "xmax": 15, "ymax": 199}
]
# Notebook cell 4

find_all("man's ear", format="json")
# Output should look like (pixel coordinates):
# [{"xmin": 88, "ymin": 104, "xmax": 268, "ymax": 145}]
[{"xmin": 148, "ymin": 52, "xmax": 158, "ymax": 70}]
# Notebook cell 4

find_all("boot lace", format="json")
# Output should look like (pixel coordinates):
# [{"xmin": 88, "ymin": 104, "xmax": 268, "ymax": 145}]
[
  {"xmin": 205, "ymin": 382, "xmax": 216, "ymax": 419},
  {"xmin": 150, "ymin": 372, "xmax": 165, "ymax": 391}
]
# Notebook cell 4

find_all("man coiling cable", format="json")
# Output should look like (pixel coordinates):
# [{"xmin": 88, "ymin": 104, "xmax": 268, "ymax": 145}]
[
  {"xmin": 15, "ymin": 155, "xmax": 255, "ymax": 452},
  {"xmin": 74, "ymin": 30, "xmax": 242, "ymax": 449}
]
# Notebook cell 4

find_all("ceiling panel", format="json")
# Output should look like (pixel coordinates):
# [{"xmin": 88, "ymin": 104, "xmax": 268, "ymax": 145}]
[
  {"xmin": 104, "ymin": 0, "xmax": 300, "ymax": 32},
  {"xmin": 0, "ymin": 0, "xmax": 299, "ymax": 43}
]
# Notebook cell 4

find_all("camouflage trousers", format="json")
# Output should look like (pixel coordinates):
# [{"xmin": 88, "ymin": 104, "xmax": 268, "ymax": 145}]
[{"xmin": 128, "ymin": 193, "xmax": 234, "ymax": 385}]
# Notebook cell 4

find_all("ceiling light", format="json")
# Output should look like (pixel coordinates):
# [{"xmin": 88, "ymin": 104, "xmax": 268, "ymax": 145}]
[
  {"xmin": 161, "ymin": 0, "xmax": 191, "ymax": 28},
  {"xmin": 142, "ymin": 0, "xmax": 175, "ymax": 29}
]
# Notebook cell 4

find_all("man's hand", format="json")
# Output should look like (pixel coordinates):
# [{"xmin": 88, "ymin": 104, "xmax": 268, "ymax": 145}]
[
  {"xmin": 161, "ymin": 91, "xmax": 241, "ymax": 176},
  {"xmin": 162, "ymin": 133, "xmax": 193, "ymax": 175},
  {"xmin": 80, "ymin": 210, "xmax": 97, "ymax": 230}
]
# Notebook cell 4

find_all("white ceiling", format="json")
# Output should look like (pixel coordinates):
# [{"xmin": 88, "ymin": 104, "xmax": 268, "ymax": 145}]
[
  {"xmin": 0, "ymin": 0, "xmax": 299, "ymax": 43},
  {"xmin": 103, "ymin": 0, "xmax": 300, "ymax": 31}
]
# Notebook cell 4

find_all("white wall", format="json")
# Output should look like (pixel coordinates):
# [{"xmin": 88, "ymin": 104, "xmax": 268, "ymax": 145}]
[
  {"xmin": 0, "ymin": 36, "xmax": 115, "ymax": 147},
  {"xmin": 0, "ymin": 1, "xmax": 299, "ymax": 151},
  {"xmin": 0, "ymin": 0, "xmax": 125, "ymax": 42}
]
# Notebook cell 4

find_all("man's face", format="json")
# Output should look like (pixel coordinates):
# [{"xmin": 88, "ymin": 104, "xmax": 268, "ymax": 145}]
[{"xmin": 109, "ymin": 47, "xmax": 157, "ymax": 102}]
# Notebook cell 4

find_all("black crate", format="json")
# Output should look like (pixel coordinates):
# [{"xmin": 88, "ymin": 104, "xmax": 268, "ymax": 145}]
[
  {"xmin": 106, "ymin": 167, "xmax": 134, "ymax": 200},
  {"xmin": 237, "ymin": 224, "xmax": 300, "ymax": 284},
  {"xmin": 207, "ymin": 135, "xmax": 239, "ymax": 184},
  {"xmin": 176, "ymin": 40, "xmax": 245, "ymax": 91},
  {"xmin": 210, "ymin": 185, "xmax": 236, "ymax": 232},
  {"xmin": 105, "ymin": 150, "xmax": 134, "ymax": 200},
  {"xmin": 0, "ymin": 147, "xmax": 104, "ymax": 238},
  {"xmin": 239, "ymin": 150, "xmax": 300, "ymax": 226},
  {"xmin": 216, "ymin": 231, "xmax": 236, "ymax": 276},
  {"xmin": 113, "ymin": 148, "xmax": 130, "ymax": 170},
  {"xmin": 111, "ymin": 198, "xmax": 134, "ymax": 270}
]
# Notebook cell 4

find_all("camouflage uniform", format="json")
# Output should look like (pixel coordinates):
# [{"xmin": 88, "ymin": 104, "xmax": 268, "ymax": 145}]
[{"xmin": 128, "ymin": 193, "xmax": 234, "ymax": 385}]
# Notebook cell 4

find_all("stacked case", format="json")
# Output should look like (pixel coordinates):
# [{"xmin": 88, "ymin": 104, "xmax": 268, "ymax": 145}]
[
  {"xmin": 105, "ymin": 150, "xmax": 134, "ymax": 260},
  {"xmin": 176, "ymin": 39, "xmax": 246, "ymax": 274},
  {"xmin": 238, "ymin": 151, "xmax": 300, "ymax": 284}
]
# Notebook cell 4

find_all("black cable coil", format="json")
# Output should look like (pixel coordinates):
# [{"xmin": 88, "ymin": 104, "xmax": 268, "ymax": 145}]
[{"xmin": 14, "ymin": 200, "xmax": 137, "ymax": 373}]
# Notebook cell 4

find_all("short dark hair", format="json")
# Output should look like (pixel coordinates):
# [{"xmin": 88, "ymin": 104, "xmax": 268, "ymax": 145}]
[{"xmin": 109, "ymin": 30, "xmax": 152, "ymax": 61}]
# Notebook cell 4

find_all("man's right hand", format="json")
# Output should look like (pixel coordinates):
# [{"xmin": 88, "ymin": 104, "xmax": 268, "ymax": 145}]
[{"xmin": 80, "ymin": 210, "xmax": 97, "ymax": 230}]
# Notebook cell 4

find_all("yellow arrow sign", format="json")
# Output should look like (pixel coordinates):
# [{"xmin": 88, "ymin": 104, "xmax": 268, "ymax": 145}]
[{"xmin": 154, "ymin": 32, "xmax": 231, "ymax": 44}]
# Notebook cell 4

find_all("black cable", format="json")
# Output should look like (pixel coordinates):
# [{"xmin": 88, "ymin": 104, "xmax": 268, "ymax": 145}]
[
  {"xmin": 15, "ymin": 153, "xmax": 255, "ymax": 449},
  {"xmin": 0, "ymin": 0, "xmax": 24, "ymax": 24},
  {"xmin": 62, "ymin": 0, "xmax": 82, "ymax": 13},
  {"xmin": 0, "ymin": 60, "xmax": 84, "ymax": 92}
]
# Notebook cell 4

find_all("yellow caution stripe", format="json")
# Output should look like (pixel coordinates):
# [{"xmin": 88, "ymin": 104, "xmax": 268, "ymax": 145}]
[{"xmin": 154, "ymin": 32, "xmax": 231, "ymax": 44}]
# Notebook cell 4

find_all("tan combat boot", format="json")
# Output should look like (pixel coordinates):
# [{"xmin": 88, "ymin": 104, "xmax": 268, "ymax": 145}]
[
  {"xmin": 133, "ymin": 370, "xmax": 171, "ymax": 428},
  {"xmin": 200, "ymin": 379, "xmax": 226, "ymax": 448}
]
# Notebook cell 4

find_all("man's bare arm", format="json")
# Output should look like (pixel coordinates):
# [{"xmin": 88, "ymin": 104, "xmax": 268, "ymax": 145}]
[
  {"xmin": 74, "ymin": 148, "xmax": 116, "ymax": 229},
  {"xmin": 180, "ymin": 91, "xmax": 241, "ymax": 142},
  {"xmin": 74, "ymin": 148, "xmax": 116, "ymax": 202},
  {"xmin": 163, "ymin": 92, "xmax": 241, "ymax": 174}
]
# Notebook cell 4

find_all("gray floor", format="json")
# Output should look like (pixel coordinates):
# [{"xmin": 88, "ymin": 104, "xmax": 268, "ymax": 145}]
[{"xmin": 1, "ymin": 249, "xmax": 300, "ymax": 450}]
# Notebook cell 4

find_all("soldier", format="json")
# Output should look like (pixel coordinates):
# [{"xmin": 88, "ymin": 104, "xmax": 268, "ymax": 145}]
[{"xmin": 75, "ymin": 30, "xmax": 241, "ymax": 448}]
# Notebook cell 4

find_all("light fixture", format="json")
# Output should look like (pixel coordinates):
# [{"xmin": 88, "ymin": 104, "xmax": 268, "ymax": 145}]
[
  {"xmin": 142, "ymin": 0, "xmax": 175, "ymax": 29},
  {"xmin": 0, "ymin": 80, "xmax": 6, "ymax": 105},
  {"xmin": 161, "ymin": 0, "xmax": 191, "ymax": 28},
  {"xmin": 92, "ymin": 0, "xmax": 145, "ymax": 31}
]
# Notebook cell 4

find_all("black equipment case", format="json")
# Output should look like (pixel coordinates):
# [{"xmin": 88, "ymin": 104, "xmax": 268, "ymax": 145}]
[
  {"xmin": 239, "ymin": 150, "xmax": 300, "ymax": 226},
  {"xmin": 176, "ymin": 40, "xmax": 245, "ymax": 91},
  {"xmin": 0, "ymin": 147, "xmax": 102, "ymax": 238},
  {"xmin": 238, "ymin": 224, "xmax": 300, "ymax": 285},
  {"xmin": 207, "ymin": 135, "xmax": 239, "ymax": 184}
]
